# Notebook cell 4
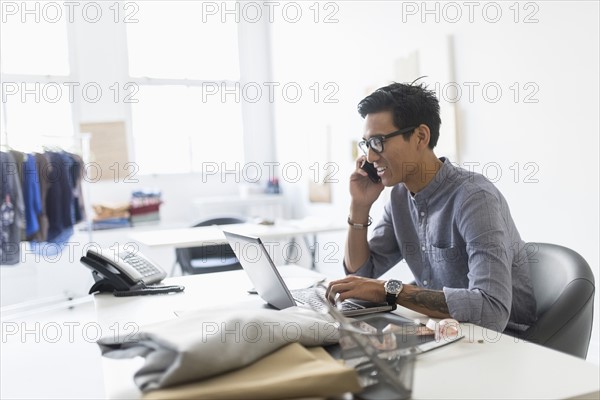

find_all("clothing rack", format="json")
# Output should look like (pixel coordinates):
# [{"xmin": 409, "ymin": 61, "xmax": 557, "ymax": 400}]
[
  {"xmin": 1, "ymin": 108, "xmax": 98, "ymax": 310},
  {"xmin": 1, "ymin": 105, "xmax": 92, "ymax": 233},
  {"xmin": 1, "ymin": 132, "xmax": 94, "ymax": 245}
]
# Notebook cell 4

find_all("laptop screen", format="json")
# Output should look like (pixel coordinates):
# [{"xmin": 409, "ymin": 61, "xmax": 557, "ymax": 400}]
[{"xmin": 223, "ymin": 230, "xmax": 297, "ymax": 310}]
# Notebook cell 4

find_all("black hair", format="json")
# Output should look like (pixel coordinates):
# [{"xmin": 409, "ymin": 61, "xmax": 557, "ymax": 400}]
[{"xmin": 357, "ymin": 79, "xmax": 441, "ymax": 149}]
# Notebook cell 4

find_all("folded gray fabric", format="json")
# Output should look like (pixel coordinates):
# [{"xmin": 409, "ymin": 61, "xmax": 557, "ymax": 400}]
[{"xmin": 98, "ymin": 307, "xmax": 339, "ymax": 391}]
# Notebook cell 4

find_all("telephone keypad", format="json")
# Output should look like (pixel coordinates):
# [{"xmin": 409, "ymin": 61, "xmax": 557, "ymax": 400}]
[{"xmin": 119, "ymin": 252, "xmax": 161, "ymax": 277}]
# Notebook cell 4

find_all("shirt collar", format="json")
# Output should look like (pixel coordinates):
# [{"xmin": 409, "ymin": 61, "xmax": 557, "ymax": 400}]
[{"xmin": 412, "ymin": 157, "xmax": 451, "ymax": 203}]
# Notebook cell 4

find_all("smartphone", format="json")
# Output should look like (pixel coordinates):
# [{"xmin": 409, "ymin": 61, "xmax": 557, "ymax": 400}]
[{"xmin": 361, "ymin": 160, "xmax": 381, "ymax": 183}]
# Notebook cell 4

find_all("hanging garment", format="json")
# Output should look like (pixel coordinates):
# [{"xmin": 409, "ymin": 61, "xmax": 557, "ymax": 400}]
[
  {"xmin": 23, "ymin": 154, "xmax": 43, "ymax": 237},
  {"xmin": 8, "ymin": 150, "xmax": 26, "ymax": 241},
  {"xmin": 28, "ymin": 153, "xmax": 50, "ymax": 242},
  {"xmin": 44, "ymin": 151, "xmax": 74, "ymax": 243},
  {"xmin": 67, "ymin": 152, "xmax": 86, "ymax": 223},
  {"xmin": 1, "ymin": 151, "xmax": 26, "ymax": 265}
]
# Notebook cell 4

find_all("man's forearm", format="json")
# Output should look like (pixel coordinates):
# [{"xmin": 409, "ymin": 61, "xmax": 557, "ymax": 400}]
[
  {"xmin": 344, "ymin": 207, "xmax": 372, "ymax": 273},
  {"xmin": 344, "ymin": 229, "xmax": 370, "ymax": 273},
  {"xmin": 398, "ymin": 285, "xmax": 452, "ymax": 319}
]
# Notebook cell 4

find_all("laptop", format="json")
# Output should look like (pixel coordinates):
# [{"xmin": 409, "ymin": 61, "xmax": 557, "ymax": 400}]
[{"xmin": 223, "ymin": 231, "xmax": 395, "ymax": 316}]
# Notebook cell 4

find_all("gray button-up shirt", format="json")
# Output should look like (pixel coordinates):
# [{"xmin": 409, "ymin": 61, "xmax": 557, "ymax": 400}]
[{"xmin": 351, "ymin": 158, "xmax": 537, "ymax": 331}]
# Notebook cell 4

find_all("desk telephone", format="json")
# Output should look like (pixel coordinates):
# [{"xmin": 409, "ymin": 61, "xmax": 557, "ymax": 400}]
[{"xmin": 80, "ymin": 248, "xmax": 184, "ymax": 296}]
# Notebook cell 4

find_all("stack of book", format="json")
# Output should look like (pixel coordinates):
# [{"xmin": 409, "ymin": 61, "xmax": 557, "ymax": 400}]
[{"xmin": 130, "ymin": 189, "xmax": 162, "ymax": 226}]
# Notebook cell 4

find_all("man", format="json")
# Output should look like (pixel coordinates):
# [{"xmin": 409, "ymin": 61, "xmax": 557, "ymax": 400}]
[{"xmin": 327, "ymin": 82, "xmax": 536, "ymax": 332}]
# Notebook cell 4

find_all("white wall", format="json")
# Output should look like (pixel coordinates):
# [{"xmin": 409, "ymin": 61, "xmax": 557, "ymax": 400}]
[{"xmin": 452, "ymin": 2, "xmax": 599, "ymax": 361}]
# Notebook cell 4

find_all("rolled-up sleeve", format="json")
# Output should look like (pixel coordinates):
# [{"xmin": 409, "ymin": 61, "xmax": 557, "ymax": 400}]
[{"xmin": 443, "ymin": 191, "xmax": 512, "ymax": 332}]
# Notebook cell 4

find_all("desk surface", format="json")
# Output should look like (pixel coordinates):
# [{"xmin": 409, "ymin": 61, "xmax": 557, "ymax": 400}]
[
  {"xmin": 128, "ymin": 218, "xmax": 346, "ymax": 248},
  {"xmin": 94, "ymin": 267, "xmax": 600, "ymax": 400},
  {"xmin": 193, "ymin": 194, "xmax": 285, "ymax": 206}
]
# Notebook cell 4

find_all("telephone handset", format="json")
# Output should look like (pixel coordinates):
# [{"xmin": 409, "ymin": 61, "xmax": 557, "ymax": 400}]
[{"xmin": 80, "ymin": 248, "xmax": 184, "ymax": 296}]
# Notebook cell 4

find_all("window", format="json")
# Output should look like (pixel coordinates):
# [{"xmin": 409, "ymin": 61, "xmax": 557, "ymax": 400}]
[
  {"xmin": 0, "ymin": 8, "xmax": 74, "ymax": 149},
  {"xmin": 126, "ymin": 1, "xmax": 243, "ymax": 174},
  {"xmin": 131, "ymin": 85, "xmax": 243, "ymax": 174},
  {"xmin": 0, "ymin": 13, "xmax": 69, "ymax": 75},
  {"xmin": 127, "ymin": 2, "xmax": 239, "ymax": 81}
]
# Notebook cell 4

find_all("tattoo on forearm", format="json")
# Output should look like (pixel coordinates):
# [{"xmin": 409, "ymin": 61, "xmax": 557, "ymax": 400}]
[{"xmin": 406, "ymin": 289, "xmax": 450, "ymax": 315}]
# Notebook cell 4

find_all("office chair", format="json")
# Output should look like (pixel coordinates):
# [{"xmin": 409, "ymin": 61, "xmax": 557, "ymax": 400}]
[
  {"xmin": 513, "ymin": 242, "xmax": 595, "ymax": 359},
  {"xmin": 175, "ymin": 217, "xmax": 245, "ymax": 275}
]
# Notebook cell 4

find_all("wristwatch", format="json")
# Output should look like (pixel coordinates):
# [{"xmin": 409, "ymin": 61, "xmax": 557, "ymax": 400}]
[{"xmin": 384, "ymin": 279, "xmax": 403, "ymax": 306}]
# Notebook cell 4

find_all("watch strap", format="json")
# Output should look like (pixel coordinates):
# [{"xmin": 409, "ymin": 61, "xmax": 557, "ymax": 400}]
[{"xmin": 385, "ymin": 292, "xmax": 398, "ymax": 306}]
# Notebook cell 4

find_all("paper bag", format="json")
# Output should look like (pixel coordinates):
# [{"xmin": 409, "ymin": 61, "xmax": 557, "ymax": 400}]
[{"xmin": 142, "ymin": 343, "xmax": 360, "ymax": 400}]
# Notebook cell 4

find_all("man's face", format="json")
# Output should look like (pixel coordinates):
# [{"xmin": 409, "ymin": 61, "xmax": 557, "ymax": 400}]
[{"xmin": 363, "ymin": 111, "xmax": 421, "ymax": 187}]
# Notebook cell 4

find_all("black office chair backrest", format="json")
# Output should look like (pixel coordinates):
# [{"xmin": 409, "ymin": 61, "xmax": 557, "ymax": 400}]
[
  {"xmin": 176, "ymin": 217, "xmax": 245, "ymax": 275},
  {"xmin": 193, "ymin": 217, "xmax": 246, "ymax": 227},
  {"xmin": 522, "ymin": 242, "xmax": 595, "ymax": 359}
]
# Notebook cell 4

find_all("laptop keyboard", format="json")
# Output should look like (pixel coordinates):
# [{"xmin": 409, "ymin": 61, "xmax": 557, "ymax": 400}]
[{"xmin": 291, "ymin": 287, "xmax": 365, "ymax": 312}]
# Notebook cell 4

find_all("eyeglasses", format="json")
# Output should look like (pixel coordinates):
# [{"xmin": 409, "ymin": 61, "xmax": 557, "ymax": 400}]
[{"xmin": 358, "ymin": 126, "xmax": 417, "ymax": 155}]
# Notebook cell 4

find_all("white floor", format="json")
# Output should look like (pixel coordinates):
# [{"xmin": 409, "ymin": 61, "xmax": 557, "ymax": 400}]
[{"xmin": 1, "ymin": 300, "xmax": 105, "ymax": 399}]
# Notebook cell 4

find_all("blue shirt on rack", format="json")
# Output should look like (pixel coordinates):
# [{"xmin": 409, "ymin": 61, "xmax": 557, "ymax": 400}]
[{"xmin": 23, "ymin": 154, "xmax": 42, "ymax": 237}]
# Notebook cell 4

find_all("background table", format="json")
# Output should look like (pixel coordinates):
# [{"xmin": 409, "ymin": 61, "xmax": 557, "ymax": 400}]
[{"xmin": 129, "ymin": 218, "xmax": 347, "ymax": 269}]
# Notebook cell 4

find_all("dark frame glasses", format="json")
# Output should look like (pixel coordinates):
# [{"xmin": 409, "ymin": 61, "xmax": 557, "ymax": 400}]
[{"xmin": 358, "ymin": 126, "xmax": 417, "ymax": 155}]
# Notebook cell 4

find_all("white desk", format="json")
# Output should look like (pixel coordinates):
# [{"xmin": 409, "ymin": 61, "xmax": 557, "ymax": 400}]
[
  {"xmin": 129, "ymin": 218, "xmax": 347, "ymax": 269},
  {"xmin": 95, "ymin": 268, "xmax": 600, "ymax": 400},
  {"xmin": 129, "ymin": 218, "xmax": 345, "ymax": 248},
  {"xmin": 193, "ymin": 194, "xmax": 286, "ymax": 221}
]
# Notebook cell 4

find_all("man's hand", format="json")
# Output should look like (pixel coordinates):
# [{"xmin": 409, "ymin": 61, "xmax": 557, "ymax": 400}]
[
  {"xmin": 350, "ymin": 156, "xmax": 384, "ymax": 209},
  {"xmin": 326, "ymin": 275, "xmax": 386, "ymax": 303},
  {"xmin": 327, "ymin": 277, "xmax": 454, "ymax": 320}
]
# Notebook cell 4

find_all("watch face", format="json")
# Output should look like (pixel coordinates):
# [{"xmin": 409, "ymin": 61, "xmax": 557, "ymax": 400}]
[{"xmin": 385, "ymin": 280, "xmax": 402, "ymax": 294}]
